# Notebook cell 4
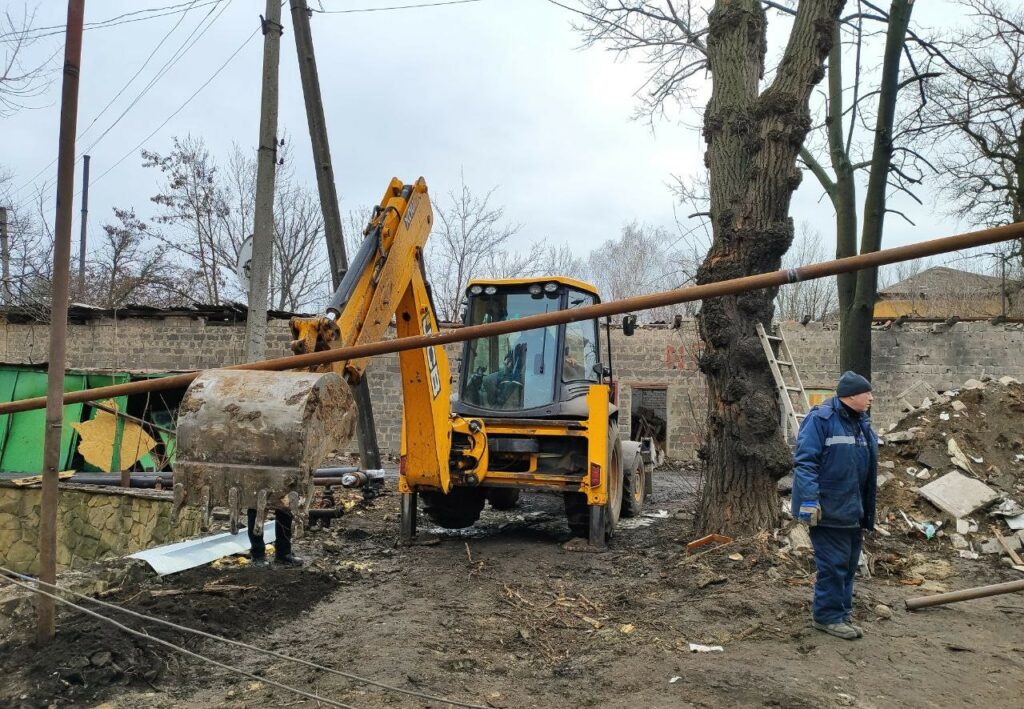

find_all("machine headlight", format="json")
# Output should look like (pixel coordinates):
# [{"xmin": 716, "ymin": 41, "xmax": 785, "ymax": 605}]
[
  {"xmin": 468, "ymin": 285, "xmax": 483, "ymax": 295},
  {"xmin": 528, "ymin": 284, "xmax": 543, "ymax": 295},
  {"xmin": 543, "ymin": 282, "xmax": 558, "ymax": 293},
  {"xmin": 484, "ymin": 286, "xmax": 497, "ymax": 295}
]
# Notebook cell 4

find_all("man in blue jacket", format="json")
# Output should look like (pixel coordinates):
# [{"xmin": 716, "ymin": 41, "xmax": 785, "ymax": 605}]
[{"xmin": 792, "ymin": 371, "xmax": 878, "ymax": 640}]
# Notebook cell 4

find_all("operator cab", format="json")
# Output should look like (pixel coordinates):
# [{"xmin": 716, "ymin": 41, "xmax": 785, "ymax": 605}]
[{"xmin": 454, "ymin": 277, "xmax": 612, "ymax": 419}]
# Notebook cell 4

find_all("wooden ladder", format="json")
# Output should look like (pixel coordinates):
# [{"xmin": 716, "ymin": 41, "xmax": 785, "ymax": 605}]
[{"xmin": 756, "ymin": 322, "xmax": 810, "ymax": 443}]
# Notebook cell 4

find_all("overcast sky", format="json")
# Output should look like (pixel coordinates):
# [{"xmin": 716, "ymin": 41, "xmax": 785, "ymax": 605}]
[{"xmin": 3, "ymin": 0, "xmax": 971, "ymax": 280}]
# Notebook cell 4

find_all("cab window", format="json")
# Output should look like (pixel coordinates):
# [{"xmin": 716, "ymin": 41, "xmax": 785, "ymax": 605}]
[{"xmin": 563, "ymin": 291, "xmax": 599, "ymax": 382}]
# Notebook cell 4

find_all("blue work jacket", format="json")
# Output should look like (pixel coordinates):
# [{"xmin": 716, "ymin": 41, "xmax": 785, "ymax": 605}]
[{"xmin": 791, "ymin": 397, "xmax": 878, "ymax": 530}]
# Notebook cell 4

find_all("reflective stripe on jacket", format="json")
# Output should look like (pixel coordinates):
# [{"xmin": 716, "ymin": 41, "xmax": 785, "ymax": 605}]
[{"xmin": 791, "ymin": 397, "xmax": 878, "ymax": 530}]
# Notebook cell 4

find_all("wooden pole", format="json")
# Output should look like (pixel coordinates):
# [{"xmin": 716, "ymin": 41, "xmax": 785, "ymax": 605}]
[
  {"xmin": 0, "ymin": 206, "xmax": 10, "ymax": 305},
  {"xmin": 38, "ymin": 0, "xmax": 85, "ymax": 643},
  {"xmin": 289, "ymin": 0, "xmax": 381, "ymax": 470},
  {"xmin": 244, "ymin": 1, "xmax": 283, "ymax": 362}
]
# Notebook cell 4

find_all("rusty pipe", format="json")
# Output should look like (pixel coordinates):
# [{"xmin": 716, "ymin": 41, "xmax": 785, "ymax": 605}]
[
  {"xmin": 904, "ymin": 578, "xmax": 1024, "ymax": 611},
  {"xmin": 3, "ymin": 220, "xmax": 1024, "ymax": 416}
]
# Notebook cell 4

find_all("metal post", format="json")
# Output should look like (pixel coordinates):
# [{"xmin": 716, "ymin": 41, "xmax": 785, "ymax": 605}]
[
  {"xmin": 290, "ymin": 0, "xmax": 381, "ymax": 469},
  {"xmin": 0, "ymin": 206, "xmax": 10, "ymax": 305},
  {"xmin": 78, "ymin": 154, "xmax": 90, "ymax": 299},
  {"xmin": 244, "ymin": 1, "xmax": 282, "ymax": 362},
  {"xmin": 39, "ymin": 0, "xmax": 85, "ymax": 643}
]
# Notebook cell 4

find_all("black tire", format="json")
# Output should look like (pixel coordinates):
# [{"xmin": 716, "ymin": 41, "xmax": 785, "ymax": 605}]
[
  {"xmin": 485, "ymin": 487, "xmax": 521, "ymax": 511},
  {"xmin": 564, "ymin": 424, "xmax": 624, "ymax": 543},
  {"xmin": 621, "ymin": 454, "xmax": 646, "ymax": 518},
  {"xmin": 421, "ymin": 488, "xmax": 486, "ymax": 529}
]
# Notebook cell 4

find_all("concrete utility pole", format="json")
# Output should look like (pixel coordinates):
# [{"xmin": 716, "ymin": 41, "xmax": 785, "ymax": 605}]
[
  {"xmin": 0, "ymin": 206, "xmax": 10, "ymax": 305},
  {"xmin": 39, "ymin": 0, "xmax": 85, "ymax": 642},
  {"xmin": 244, "ymin": 1, "xmax": 283, "ymax": 362},
  {"xmin": 78, "ymin": 154, "xmax": 90, "ymax": 298},
  {"xmin": 290, "ymin": 0, "xmax": 381, "ymax": 469}
]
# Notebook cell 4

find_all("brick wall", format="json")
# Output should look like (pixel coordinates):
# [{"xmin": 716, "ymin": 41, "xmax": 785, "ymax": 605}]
[{"xmin": 3, "ymin": 314, "xmax": 1023, "ymax": 460}]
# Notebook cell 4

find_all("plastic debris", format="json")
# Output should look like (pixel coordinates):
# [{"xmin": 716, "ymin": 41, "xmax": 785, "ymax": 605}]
[{"xmin": 688, "ymin": 643, "xmax": 724, "ymax": 653}]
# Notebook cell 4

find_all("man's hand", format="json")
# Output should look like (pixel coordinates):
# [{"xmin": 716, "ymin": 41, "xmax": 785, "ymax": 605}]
[{"xmin": 798, "ymin": 501, "xmax": 820, "ymax": 526}]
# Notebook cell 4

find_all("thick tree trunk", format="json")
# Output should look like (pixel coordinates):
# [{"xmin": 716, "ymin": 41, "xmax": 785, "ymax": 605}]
[{"xmin": 696, "ymin": 0, "xmax": 844, "ymax": 535}]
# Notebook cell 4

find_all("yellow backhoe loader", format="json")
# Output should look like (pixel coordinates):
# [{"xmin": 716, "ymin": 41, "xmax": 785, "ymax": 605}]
[{"xmin": 173, "ymin": 178, "xmax": 652, "ymax": 547}]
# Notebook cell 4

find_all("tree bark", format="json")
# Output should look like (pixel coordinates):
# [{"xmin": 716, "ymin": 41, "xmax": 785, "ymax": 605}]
[
  {"xmin": 695, "ymin": 0, "xmax": 844, "ymax": 536},
  {"xmin": 839, "ymin": 0, "xmax": 913, "ymax": 377}
]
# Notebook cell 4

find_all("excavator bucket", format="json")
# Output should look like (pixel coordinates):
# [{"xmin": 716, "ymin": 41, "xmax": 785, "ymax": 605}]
[{"xmin": 172, "ymin": 370, "xmax": 356, "ymax": 536}]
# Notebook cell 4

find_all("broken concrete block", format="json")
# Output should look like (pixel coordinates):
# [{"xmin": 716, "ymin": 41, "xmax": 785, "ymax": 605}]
[
  {"xmin": 885, "ymin": 431, "xmax": 916, "ymax": 443},
  {"xmin": 999, "ymin": 376, "xmax": 1020, "ymax": 386},
  {"xmin": 947, "ymin": 438, "xmax": 976, "ymax": 474},
  {"xmin": 877, "ymin": 472, "xmax": 894, "ymax": 488},
  {"xmin": 949, "ymin": 533, "xmax": 969, "ymax": 550},
  {"xmin": 962, "ymin": 379, "xmax": 985, "ymax": 390},
  {"xmin": 916, "ymin": 469, "xmax": 932, "ymax": 480},
  {"xmin": 951, "ymin": 400, "xmax": 967, "ymax": 412},
  {"xmin": 918, "ymin": 471, "xmax": 999, "ymax": 519},
  {"xmin": 879, "ymin": 460, "xmax": 896, "ymax": 470},
  {"xmin": 979, "ymin": 536, "xmax": 1023, "ymax": 554}
]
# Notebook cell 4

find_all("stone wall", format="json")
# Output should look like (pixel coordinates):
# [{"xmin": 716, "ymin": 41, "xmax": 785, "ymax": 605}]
[
  {"xmin": 3, "ymin": 314, "xmax": 1024, "ymax": 460},
  {"xmin": 0, "ymin": 484, "xmax": 201, "ymax": 575}
]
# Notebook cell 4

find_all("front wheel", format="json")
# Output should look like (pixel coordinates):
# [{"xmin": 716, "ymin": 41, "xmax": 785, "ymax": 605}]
[{"xmin": 421, "ymin": 487, "xmax": 486, "ymax": 529}]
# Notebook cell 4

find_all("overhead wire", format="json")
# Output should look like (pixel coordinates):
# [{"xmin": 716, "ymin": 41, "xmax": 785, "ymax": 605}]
[
  {"xmin": 0, "ymin": 0, "xmax": 227, "ymax": 44},
  {"xmin": 313, "ymin": 0, "xmax": 484, "ymax": 13},
  {"xmin": 10, "ymin": 0, "xmax": 212, "ymax": 202},
  {"xmin": 15, "ymin": 0, "xmax": 244, "ymax": 205},
  {"xmin": 0, "ymin": 566, "xmax": 490, "ymax": 709}
]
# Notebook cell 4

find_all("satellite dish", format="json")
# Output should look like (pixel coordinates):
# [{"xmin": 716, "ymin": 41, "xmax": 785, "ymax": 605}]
[{"xmin": 236, "ymin": 235, "xmax": 254, "ymax": 293}]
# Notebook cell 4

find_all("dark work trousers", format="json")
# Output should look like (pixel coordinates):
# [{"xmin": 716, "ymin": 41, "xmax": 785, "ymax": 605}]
[
  {"xmin": 809, "ymin": 526, "xmax": 862, "ymax": 624},
  {"xmin": 247, "ymin": 508, "xmax": 293, "ymax": 560}
]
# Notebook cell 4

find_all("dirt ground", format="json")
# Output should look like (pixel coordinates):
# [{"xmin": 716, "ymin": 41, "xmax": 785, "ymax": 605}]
[{"xmin": 2, "ymin": 469, "xmax": 1023, "ymax": 709}]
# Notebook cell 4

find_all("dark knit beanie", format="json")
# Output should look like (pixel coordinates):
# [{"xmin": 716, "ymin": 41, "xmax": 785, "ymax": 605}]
[{"xmin": 836, "ymin": 371, "xmax": 872, "ymax": 397}]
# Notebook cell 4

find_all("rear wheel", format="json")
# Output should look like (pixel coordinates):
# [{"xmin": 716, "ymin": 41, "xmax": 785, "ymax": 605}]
[
  {"xmin": 621, "ymin": 454, "xmax": 646, "ymax": 518},
  {"xmin": 421, "ymin": 487, "xmax": 486, "ymax": 529},
  {"xmin": 485, "ymin": 487, "xmax": 520, "ymax": 511}
]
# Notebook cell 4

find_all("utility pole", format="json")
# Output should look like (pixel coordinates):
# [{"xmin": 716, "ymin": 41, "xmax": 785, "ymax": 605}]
[
  {"xmin": 244, "ymin": 1, "xmax": 282, "ymax": 362},
  {"xmin": 0, "ymin": 206, "xmax": 10, "ymax": 305},
  {"xmin": 39, "ymin": 0, "xmax": 85, "ymax": 642},
  {"xmin": 78, "ymin": 155, "xmax": 90, "ymax": 299},
  {"xmin": 290, "ymin": 0, "xmax": 381, "ymax": 469}
]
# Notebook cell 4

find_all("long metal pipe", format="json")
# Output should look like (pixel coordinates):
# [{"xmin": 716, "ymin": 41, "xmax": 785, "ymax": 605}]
[
  {"xmin": 38, "ymin": 0, "xmax": 85, "ymax": 642},
  {"xmin": 3, "ymin": 220, "xmax": 1024, "ymax": 416},
  {"xmin": 905, "ymin": 578, "xmax": 1024, "ymax": 610}
]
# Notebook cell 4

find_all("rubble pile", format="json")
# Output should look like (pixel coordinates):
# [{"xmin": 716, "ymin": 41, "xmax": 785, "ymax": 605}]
[{"xmin": 875, "ymin": 375, "xmax": 1024, "ymax": 573}]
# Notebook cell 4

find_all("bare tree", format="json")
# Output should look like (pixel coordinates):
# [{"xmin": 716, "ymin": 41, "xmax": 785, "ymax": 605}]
[
  {"xmin": 573, "ymin": 0, "xmax": 845, "ymax": 534},
  {"xmin": 586, "ymin": 221, "xmax": 679, "ymax": 322},
  {"xmin": 919, "ymin": 0, "xmax": 1024, "ymax": 231},
  {"xmin": 776, "ymin": 224, "xmax": 839, "ymax": 321},
  {"xmin": 143, "ymin": 136, "xmax": 230, "ymax": 303},
  {"xmin": 1, "ymin": 5, "xmax": 57, "ymax": 117},
  {"xmin": 271, "ymin": 177, "xmax": 330, "ymax": 312},
  {"xmin": 427, "ymin": 175, "xmax": 521, "ymax": 322},
  {"xmin": 86, "ymin": 208, "xmax": 185, "ymax": 308}
]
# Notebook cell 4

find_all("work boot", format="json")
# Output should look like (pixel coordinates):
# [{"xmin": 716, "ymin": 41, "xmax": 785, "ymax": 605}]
[
  {"xmin": 274, "ymin": 553, "xmax": 305, "ymax": 567},
  {"xmin": 249, "ymin": 553, "xmax": 269, "ymax": 567},
  {"xmin": 812, "ymin": 620, "xmax": 859, "ymax": 640},
  {"xmin": 845, "ymin": 616, "xmax": 865, "ymax": 638}
]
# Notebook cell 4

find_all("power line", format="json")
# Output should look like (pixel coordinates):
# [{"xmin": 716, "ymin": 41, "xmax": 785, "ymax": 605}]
[
  {"xmin": 89, "ymin": 23, "xmax": 262, "ymax": 189},
  {"xmin": 0, "ymin": 0, "xmax": 227, "ymax": 43},
  {"xmin": 0, "ymin": 566, "xmax": 490, "ymax": 709},
  {"xmin": 11, "ymin": 1, "xmax": 210, "ymax": 201},
  {"xmin": 313, "ymin": 0, "xmax": 484, "ymax": 14},
  {"xmin": 14, "ymin": 0, "xmax": 237, "ymax": 205}
]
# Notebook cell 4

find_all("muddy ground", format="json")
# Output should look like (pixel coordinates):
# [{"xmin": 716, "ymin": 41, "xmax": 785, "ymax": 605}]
[{"xmin": 2, "ymin": 469, "xmax": 1023, "ymax": 709}]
